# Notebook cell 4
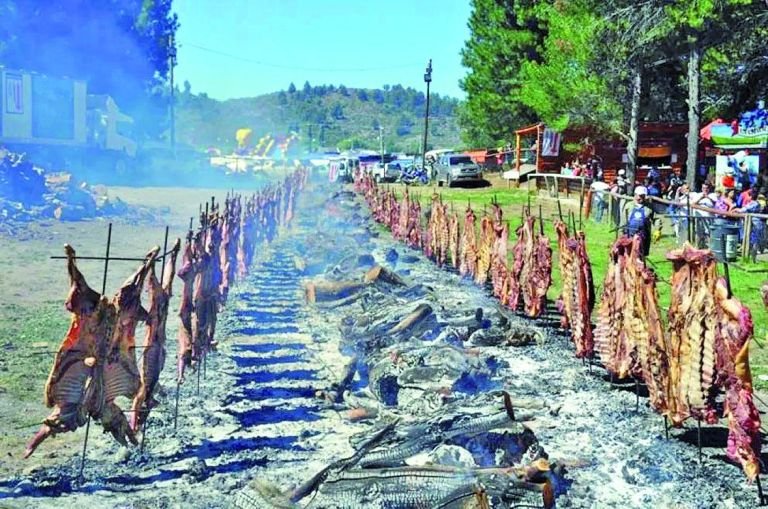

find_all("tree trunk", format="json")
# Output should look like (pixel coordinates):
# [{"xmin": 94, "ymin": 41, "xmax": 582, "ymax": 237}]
[
  {"xmin": 625, "ymin": 63, "xmax": 642, "ymax": 189},
  {"xmin": 686, "ymin": 43, "xmax": 701, "ymax": 189}
]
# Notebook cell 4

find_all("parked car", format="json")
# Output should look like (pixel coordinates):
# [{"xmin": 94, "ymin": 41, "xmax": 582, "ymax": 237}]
[
  {"xmin": 434, "ymin": 153, "xmax": 483, "ymax": 187},
  {"xmin": 371, "ymin": 159, "xmax": 413, "ymax": 183}
]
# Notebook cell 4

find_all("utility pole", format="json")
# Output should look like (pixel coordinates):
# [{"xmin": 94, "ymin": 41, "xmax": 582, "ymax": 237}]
[
  {"xmin": 422, "ymin": 59, "xmax": 432, "ymax": 170},
  {"xmin": 379, "ymin": 126, "xmax": 384, "ymax": 165},
  {"xmin": 168, "ymin": 33, "xmax": 177, "ymax": 155}
]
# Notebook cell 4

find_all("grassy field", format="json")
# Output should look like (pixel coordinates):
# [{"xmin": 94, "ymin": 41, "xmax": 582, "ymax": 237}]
[{"xmin": 387, "ymin": 175, "xmax": 768, "ymax": 389}]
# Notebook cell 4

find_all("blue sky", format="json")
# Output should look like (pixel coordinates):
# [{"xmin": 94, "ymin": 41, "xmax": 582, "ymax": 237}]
[{"xmin": 173, "ymin": 0, "xmax": 472, "ymax": 100}]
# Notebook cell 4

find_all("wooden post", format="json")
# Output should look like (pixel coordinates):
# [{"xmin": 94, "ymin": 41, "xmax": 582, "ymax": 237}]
[
  {"xmin": 743, "ymin": 215, "xmax": 752, "ymax": 260},
  {"xmin": 579, "ymin": 176, "xmax": 585, "ymax": 230}
]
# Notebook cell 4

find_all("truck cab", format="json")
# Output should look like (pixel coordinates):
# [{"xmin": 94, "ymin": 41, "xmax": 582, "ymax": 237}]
[{"xmin": 434, "ymin": 153, "xmax": 482, "ymax": 187}]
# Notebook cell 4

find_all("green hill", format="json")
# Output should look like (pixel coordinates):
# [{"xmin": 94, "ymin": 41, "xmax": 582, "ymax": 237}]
[{"xmin": 175, "ymin": 82, "xmax": 462, "ymax": 155}]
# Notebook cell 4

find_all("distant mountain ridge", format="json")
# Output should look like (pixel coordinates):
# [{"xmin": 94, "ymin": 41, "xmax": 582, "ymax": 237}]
[{"xmin": 175, "ymin": 81, "xmax": 462, "ymax": 155}]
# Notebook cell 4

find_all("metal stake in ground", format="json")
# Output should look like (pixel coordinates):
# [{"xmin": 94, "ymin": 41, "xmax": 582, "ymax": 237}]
[
  {"xmin": 538, "ymin": 204, "xmax": 544, "ymax": 236},
  {"xmin": 78, "ymin": 222, "xmax": 113, "ymax": 484},
  {"xmin": 557, "ymin": 199, "xmax": 564, "ymax": 223}
]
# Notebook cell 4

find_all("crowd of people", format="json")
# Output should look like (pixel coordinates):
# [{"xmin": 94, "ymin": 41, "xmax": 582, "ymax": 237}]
[{"xmin": 588, "ymin": 164, "xmax": 768, "ymax": 259}]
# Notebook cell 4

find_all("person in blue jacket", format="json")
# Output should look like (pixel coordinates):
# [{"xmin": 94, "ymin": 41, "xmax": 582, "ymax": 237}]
[{"xmin": 623, "ymin": 185, "xmax": 655, "ymax": 256}]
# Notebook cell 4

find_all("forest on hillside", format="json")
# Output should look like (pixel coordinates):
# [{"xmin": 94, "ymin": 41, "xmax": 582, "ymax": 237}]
[{"xmin": 175, "ymin": 81, "xmax": 462, "ymax": 154}]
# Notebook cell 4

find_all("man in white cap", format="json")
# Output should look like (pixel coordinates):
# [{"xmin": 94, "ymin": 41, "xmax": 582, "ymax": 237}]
[{"xmin": 624, "ymin": 184, "xmax": 654, "ymax": 256}]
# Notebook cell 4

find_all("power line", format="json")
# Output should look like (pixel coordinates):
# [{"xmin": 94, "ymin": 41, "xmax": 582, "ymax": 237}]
[{"xmin": 180, "ymin": 42, "xmax": 424, "ymax": 72}]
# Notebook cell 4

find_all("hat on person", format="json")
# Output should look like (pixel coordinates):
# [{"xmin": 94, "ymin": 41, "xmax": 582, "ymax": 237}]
[
  {"xmin": 634, "ymin": 186, "xmax": 648, "ymax": 196},
  {"xmin": 618, "ymin": 169, "xmax": 626, "ymax": 176}
]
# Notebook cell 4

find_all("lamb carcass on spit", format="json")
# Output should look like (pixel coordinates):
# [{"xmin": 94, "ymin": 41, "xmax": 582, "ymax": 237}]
[
  {"xmin": 459, "ymin": 206, "xmax": 478, "ymax": 278},
  {"xmin": 522, "ymin": 220, "xmax": 552, "ymax": 318},
  {"xmin": 555, "ymin": 222, "xmax": 596, "ymax": 359},
  {"xmin": 25, "ymin": 245, "xmax": 113, "ymax": 458},
  {"xmin": 505, "ymin": 217, "xmax": 529, "ymax": 311},
  {"xmin": 490, "ymin": 204, "xmax": 509, "ymax": 300},
  {"xmin": 131, "ymin": 239, "xmax": 180, "ymax": 431},
  {"xmin": 99, "ymin": 246, "xmax": 159, "ymax": 446},
  {"xmin": 666, "ymin": 244, "xmax": 719, "ymax": 426},
  {"xmin": 176, "ymin": 233, "xmax": 199, "ymax": 380},
  {"xmin": 594, "ymin": 237, "xmax": 635, "ymax": 378},
  {"xmin": 714, "ymin": 277, "xmax": 760, "ymax": 480},
  {"xmin": 447, "ymin": 210, "xmax": 460, "ymax": 269}
]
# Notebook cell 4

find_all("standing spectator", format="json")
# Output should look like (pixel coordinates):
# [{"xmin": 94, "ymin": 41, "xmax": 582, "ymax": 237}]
[
  {"xmin": 623, "ymin": 186, "xmax": 654, "ymax": 256},
  {"xmin": 648, "ymin": 166, "xmax": 661, "ymax": 183},
  {"xmin": 590, "ymin": 173, "xmax": 610, "ymax": 223},
  {"xmin": 738, "ymin": 183, "xmax": 754, "ymax": 208},
  {"xmin": 737, "ymin": 161, "xmax": 752, "ymax": 191},
  {"xmin": 715, "ymin": 188, "xmax": 737, "ymax": 212},
  {"xmin": 614, "ymin": 169, "xmax": 629, "ymax": 195},
  {"xmin": 689, "ymin": 182, "xmax": 715, "ymax": 248},
  {"xmin": 738, "ymin": 188, "xmax": 764, "ymax": 260},
  {"xmin": 647, "ymin": 177, "xmax": 662, "ymax": 198}
]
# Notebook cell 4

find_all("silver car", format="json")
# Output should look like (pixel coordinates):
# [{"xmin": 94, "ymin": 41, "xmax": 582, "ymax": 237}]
[{"xmin": 435, "ymin": 153, "xmax": 482, "ymax": 187}]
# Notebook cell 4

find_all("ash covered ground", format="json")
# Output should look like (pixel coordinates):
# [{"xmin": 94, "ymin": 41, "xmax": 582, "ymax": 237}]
[{"xmin": 0, "ymin": 180, "xmax": 761, "ymax": 508}]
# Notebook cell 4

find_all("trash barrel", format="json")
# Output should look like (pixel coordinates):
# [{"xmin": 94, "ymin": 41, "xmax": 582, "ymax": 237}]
[{"xmin": 710, "ymin": 218, "xmax": 740, "ymax": 262}]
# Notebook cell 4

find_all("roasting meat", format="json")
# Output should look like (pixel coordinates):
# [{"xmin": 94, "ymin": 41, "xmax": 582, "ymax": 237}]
[
  {"xmin": 490, "ymin": 209, "xmax": 509, "ymax": 300},
  {"xmin": 625, "ymin": 236, "xmax": 668, "ymax": 412},
  {"xmin": 511, "ymin": 215, "xmax": 552, "ymax": 317},
  {"xmin": 714, "ymin": 278, "xmax": 761, "ymax": 480},
  {"xmin": 406, "ymin": 198, "xmax": 422, "ymax": 249},
  {"xmin": 131, "ymin": 239, "xmax": 180, "ymax": 431},
  {"xmin": 177, "ymin": 235, "xmax": 198, "ymax": 380},
  {"xmin": 594, "ymin": 237, "xmax": 635, "ymax": 377},
  {"xmin": 475, "ymin": 216, "xmax": 494, "ymax": 285},
  {"xmin": 397, "ymin": 188, "xmax": 410, "ymax": 241},
  {"xmin": 555, "ymin": 221, "xmax": 574, "ymax": 329},
  {"xmin": 524, "ymin": 229, "xmax": 552, "ymax": 318},
  {"xmin": 555, "ymin": 221, "xmax": 596, "ymax": 359},
  {"xmin": 506, "ymin": 218, "xmax": 529, "ymax": 311},
  {"xmin": 459, "ymin": 206, "xmax": 478, "ymax": 278},
  {"xmin": 448, "ymin": 211, "xmax": 460, "ymax": 269},
  {"xmin": 219, "ymin": 202, "xmax": 233, "ymax": 304},
  {"xmin": 100, "ymin": 246, "xmax": 159, "ymax": 446},
  {"xmin": 666, "ymin": 244, "xmax": 719, "ymax": 425},
  {"xmin": 25, "ymin": 245, "xmax": 112, "ymax": 458}
]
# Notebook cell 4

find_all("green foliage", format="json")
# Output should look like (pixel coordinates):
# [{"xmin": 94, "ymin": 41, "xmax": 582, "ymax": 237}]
[
  {"xmin": 460, "ymin": 0, "xmax": 768, "ymax": 146},
  {"xmin": 176, "ymin": 84, "xmax": 461, "ymax": 154},
  {"xmin": 518, "ymin": 0, "xmax": 621, "ymax": 133},
  {"xmin": 458, "ymin": 0, "xmax": 544, "ymax": 147}
]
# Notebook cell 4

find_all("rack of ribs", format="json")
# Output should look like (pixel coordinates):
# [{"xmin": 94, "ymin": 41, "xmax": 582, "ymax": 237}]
[
  {"xmin": 666, "ymin": 244, "xmax": 719, "ymax": 426},
  {"xmin": 522, "ymin": 221, "xmax": 552, "ymax": 318},
  {"xmin": 594, "ymin": 237, "xmax": 635, "ymax": 377},
  {"xmin": 25, "ymin": 245, "xmax": 112, "ymax": 458},
  {"xmin": 459, "ymin": 206, "xmax": 478, "ymax": 278},
  {"xmin": 177, "ymin": 233, "xmax": 200, "ymax": 379},
  {"xmin": 100, "ymin": 246, "xmax": 159, "ymax": 446},
  {"xmin": 475, "ymin": 216, "xmax": 495, "ymax": 286},
  {"xmin": 448, "ymin": 211, "xmax": 460, "ymax": 269},
  {"xmin": 714, "ymin": 277, "xmax": 761, "ymax": 480},
  {"xmin": 490, "ymin": 206, "xmax": 509, "ymax": 300},
  {"xmin": 131, "ymin": 239, "xmax": 180, "ymax": 431}
]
